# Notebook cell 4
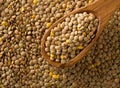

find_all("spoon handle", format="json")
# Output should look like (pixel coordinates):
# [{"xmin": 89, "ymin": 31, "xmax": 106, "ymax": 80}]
[{"xmin": 91, "ymin": 0, "xmax": 120, "ymax": 34}]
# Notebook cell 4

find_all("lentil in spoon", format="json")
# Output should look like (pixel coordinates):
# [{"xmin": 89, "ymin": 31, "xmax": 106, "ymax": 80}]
[{"xmin": 41, "ymin": 0, "xmax": 120, "ymax": 67}]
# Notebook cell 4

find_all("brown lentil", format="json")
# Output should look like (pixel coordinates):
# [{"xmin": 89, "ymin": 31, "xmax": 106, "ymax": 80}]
[
  {"xmin": 45, "ymin": 12, "xmax": 98, "ymax": 63},
  {"xmin": 0, "ymin": 0, "xmax": 120, "ymax": 88}
]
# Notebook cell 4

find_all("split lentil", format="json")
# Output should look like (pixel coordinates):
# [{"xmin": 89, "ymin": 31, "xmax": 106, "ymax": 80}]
[{"xmin": 0, "ymin": 0, "xmax": 120, "ymax": 88}]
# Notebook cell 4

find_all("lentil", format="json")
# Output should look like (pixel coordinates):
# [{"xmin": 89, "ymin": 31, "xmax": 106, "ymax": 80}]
[
  {"xmin": 45, "ymin": 12, "xmax": 98, "ymax": 63},
  {"xmin": 0, "ymin": 0, "xmax": 120, "ymax": 88}
]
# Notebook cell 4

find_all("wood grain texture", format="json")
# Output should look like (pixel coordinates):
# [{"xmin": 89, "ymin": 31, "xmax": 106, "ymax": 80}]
[{"xmin": 41, "ymin": 0, "xmax": 120, "ymax": 67}]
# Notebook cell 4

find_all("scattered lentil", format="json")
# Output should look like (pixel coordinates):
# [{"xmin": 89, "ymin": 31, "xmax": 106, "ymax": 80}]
[{"xmin": 0, "ymin": 0, "xmax": 120, "ymax": 88}]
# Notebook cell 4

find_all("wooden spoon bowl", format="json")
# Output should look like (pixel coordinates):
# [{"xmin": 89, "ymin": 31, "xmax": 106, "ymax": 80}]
[{"xmin": 41, "ymin": 0, "xmax": 120, "ymax": 67}]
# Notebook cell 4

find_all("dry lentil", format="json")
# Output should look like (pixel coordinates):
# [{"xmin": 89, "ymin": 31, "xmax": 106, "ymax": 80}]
[
  {"xmin": 0, "ymin": 0, "xmax": 120, "ymax": 88},
  {"xmin": 45, "ymin": 12, "xmax": 98, "ymax": 63}
]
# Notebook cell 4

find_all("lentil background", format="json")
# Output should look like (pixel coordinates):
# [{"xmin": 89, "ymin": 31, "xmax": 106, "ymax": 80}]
[{"xmin": 0, "ymin": 0, "xmax": 120, "ymax": 88}]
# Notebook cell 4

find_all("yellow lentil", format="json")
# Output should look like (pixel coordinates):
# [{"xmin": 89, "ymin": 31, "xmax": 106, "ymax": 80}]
[
  {"xmin": 1, "ymin": 21, "xmax": 8, "ymax": 26},
  {"xmin": 89, "ymin": 0, "xmax": 93, "ymax": 3},
  {"xmin": 49, "ymin": 72, "xmax": 53, "ymax": 76},
  {"xmin": 31, "ymin": 14, "xmax": 36, "ymax": 19},
  {"xmin": 52, "ymin": 74, "xmax": 60, "ymax": 79},
  {"xmin": 46, "ymin": 22, "xmax": 52, "ymax": 28},
  {"xmin": 66, "ymin": 4, "xmax": 71, "ymax": 9},
  {"xmin": 50, "ymin": 54, "xmax": 54, "ymax": 58},
  {"xmin": 60, "ymin": 55, "xmax": 65, "ymax": 59},
  {"xmin": 33, "ymin": 0, "xmax": 38, "ymax": 4},
  {"xmin": 20, "ymin": 7, "xmax": 25, "ymax": 12},
  {"xmin": 50, "ymin": 31, "xmax": 54, "ymax": 36},
  {"xmin": 66, "ymin": 40, "xmax": 71, "ymax": 44},
  {"xmin": 77, "ymin": 45, "xmax": 83, "ymax": 49},
  {"xmin": 7, "ymin": 4, "xmax": 11, "ymax": 9},
  {"xmin": 7, "ymin": 60, "xmax": 11, "ymax": 66},
  {"xmin": 77, "ymin": 27, "xmax": 81, "ymax": 30}
]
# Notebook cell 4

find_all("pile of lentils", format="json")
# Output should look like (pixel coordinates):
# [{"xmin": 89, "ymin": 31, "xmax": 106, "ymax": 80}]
[
  {"xmin": 0, "ymin": 0, "xmax": 120, "ymax": 88},
  {"xmin": 45, "ymin": 12, "xmax": 98, "ymax": 63}
]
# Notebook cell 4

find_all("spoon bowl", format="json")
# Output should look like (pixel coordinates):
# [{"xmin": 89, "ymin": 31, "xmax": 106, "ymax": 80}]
[{"xmin": 41, "ymin": 0, "xmax": 120, "ymax": 67}]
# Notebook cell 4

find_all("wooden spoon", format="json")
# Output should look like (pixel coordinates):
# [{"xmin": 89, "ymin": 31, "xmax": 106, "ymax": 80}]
[{"xmin": 41, "ymin": 0, "xmax": 120, "ymax": 67}]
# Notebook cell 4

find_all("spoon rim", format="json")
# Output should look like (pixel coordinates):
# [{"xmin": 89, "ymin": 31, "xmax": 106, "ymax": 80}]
[{"xmin": 41, "ymin": 7, "xmax": 101, "ymax": 67}]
